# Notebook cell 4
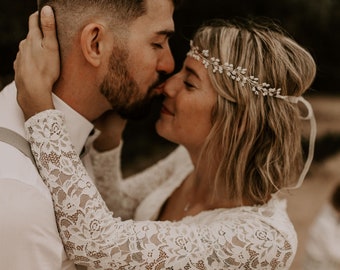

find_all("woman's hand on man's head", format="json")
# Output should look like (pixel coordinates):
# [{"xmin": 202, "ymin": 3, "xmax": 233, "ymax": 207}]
[{"xmin": 14, "ymin": 6, "xmax": 60, "ymax": 120}]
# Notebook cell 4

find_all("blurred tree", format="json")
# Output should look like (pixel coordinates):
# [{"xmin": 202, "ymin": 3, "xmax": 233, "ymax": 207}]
[
  {"xmin": 0, "ymin": 0, "xmax": 36, "ymax": 88},
  {"xmin": 172, "ymin": 0, "xmax": 340, "ymax": 95},
  {"xmin": 1, "ymin": 0, "xmax": 339, "ymax": 94}
]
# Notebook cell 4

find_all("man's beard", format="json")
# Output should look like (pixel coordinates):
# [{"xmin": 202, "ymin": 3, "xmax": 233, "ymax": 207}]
[{"xmin": 100, "ymin": 46, "xmax": 163, "ymax": 120}]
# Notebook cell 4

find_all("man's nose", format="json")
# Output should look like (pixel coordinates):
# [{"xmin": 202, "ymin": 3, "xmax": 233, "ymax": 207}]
[{"xmin": 158, "ymin": 47, "xmax": 175, "ymax": 74}]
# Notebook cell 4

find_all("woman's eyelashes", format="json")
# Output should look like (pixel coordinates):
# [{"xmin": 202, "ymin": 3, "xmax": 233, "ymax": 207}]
[
  {"xmin": 183, "ymin": 74, "xmax": 198, "ymax": 90},
  {"xmin": 184, "ymin": 81, "xmax": 195, "ymax": 89}
]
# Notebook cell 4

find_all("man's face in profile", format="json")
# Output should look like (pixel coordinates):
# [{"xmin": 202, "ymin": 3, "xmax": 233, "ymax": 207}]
[{"xmin": 100, "ymin": 0, "xmax": 175, "ymax": 119}]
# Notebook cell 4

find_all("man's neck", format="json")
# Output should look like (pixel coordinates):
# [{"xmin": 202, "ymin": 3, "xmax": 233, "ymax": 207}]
[
  {"xmin": 53, "ymin": 73, "xmax": 110, "ymax": 122},
  {"xmin": 54, "ymin": 47, "xmax": 112, "ymax": 122}
]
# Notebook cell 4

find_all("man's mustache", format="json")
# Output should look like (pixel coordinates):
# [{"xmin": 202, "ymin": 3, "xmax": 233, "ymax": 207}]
[{"xmin": 150, "ymin": 72, "xmax": 172, "ymax": 91}]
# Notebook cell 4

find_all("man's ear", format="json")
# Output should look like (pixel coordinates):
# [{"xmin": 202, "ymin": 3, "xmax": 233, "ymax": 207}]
[{"xmin": 80, "ymin": 23, "xmax": 109, "ymax": 67}]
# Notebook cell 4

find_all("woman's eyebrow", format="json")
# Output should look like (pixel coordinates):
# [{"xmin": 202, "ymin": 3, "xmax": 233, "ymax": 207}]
[{"xmin": 185, "ymin": 66, "xmax": 201, "ymax": 81}]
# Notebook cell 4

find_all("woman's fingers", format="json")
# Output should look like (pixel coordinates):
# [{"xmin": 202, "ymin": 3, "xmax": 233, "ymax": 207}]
[
  {"xmin": 27, "ymin": 11, "xmax": 42, "ymax": 40},
  {"xmin": 14, "ymin": 6, "xmax": 59, "ymax": 120}
]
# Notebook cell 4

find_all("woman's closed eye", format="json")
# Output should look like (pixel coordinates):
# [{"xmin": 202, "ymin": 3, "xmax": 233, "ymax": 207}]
[{"xmin": 184, "ymin": 81, "xmax": 196, "ymax": 90}]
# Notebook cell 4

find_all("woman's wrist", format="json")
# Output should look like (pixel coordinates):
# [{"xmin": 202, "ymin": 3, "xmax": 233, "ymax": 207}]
[
  {"xmin": 17, "ymin": 87, "xmax": 55, "ymax": 120},
  {"xmin": 23, "ymin": 102, "xmax": 55, "ymax": 121}
]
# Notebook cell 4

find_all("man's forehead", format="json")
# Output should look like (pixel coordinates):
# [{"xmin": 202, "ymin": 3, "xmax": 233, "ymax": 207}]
[
  {"xmin": 142, "ymin": 0, "xmax": 175, "ymax": 24},
  {"xmin": 129, "ymin": 4, "xmax": 175, "ymax": 36},
  {"xmin": 121, "ymin": 0, "xmax": 175, "ymax": 43}
]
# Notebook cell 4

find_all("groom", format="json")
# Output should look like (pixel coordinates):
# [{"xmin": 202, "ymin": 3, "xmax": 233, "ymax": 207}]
[{"xmin": 0, "ymin": 0, "xmax": 179, "ymax": 269}]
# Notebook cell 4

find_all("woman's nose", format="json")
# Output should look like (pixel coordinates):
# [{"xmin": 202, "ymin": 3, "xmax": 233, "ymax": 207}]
[{"xmin": 162, "ymin": 72, "xmax": 180, "ymax": 97}]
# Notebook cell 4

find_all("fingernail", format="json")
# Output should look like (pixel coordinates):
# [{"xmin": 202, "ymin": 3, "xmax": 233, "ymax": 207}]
[{"xmin": 42, "ymin": 5, "xmax": 53, "ymax": 16}]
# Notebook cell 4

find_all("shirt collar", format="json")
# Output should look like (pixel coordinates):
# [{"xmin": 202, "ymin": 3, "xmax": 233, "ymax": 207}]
[
  {"xmin": 0, "ymin": 82, "xmax": 94, "ymax": 156},
  {"xmin": 53, "ymin": 94, "xmax": 94, "ymax": 156}
]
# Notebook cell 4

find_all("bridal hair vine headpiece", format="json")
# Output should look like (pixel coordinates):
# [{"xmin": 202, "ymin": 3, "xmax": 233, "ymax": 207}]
[
  {"xmin": 187, "ymin": 40, "xmax": 282, "ymax": 97},
  {"xmin": 187, "ymin": 40, "xmax": 317, "ymax": 190}
]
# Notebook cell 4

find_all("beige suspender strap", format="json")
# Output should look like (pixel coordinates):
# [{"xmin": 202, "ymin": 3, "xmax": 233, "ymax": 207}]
[
  {"xmin": 0, "ymin": 127, "xmax": 35, "ymax": 165},
  {"xmin": 0, "ymin": 127, "xmax": 88, "ymax": 270},
  {"xmin": 0, "ymin": 127, "xmax": 88, "ymax": 269}
]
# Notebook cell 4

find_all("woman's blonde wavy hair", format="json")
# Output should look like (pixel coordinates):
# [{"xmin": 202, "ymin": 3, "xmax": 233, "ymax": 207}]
[{"xmin": 193, "ymin": 18, "xmax": 316, "ymax": 204}]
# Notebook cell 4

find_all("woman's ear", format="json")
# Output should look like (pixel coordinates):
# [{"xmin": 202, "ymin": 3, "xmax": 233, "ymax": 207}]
[{"xmin": 80, "ymin": 23, "xmax": 109, "ymax": 67}]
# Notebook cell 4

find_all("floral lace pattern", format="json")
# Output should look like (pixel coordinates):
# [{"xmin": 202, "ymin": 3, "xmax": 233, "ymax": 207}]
[
  {"xmin": 89, "ymin": 143, "xmax": 192, "ymax": 221},
  {"xmin": 90, "ymin": 143, "xmax": 138, "ymax": 220},
  {"xmin": 25, "ymin": 110, "xmax": 296, "ymax": 269}
]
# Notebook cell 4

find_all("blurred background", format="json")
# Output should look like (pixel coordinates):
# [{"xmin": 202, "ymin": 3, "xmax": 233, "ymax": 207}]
[{"xmin": 1, "ymin": 0, "xmax": 340, "ymax": 268}]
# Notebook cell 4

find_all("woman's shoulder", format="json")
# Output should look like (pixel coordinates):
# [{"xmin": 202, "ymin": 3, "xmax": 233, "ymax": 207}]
[
  {"xmin": 190, "ymin": 194, "xmax": 289, "ymax": 221},
  {"xmin": 187, "ymin": 195, "xmax": 296, "ymax": 244},
  {"xmin": 224, "ymin": 195, "xmax": 294, "ymax": 233},
  {"xmin": 180, "ymin": 196, "xmax": 297, "ymax": 269}
]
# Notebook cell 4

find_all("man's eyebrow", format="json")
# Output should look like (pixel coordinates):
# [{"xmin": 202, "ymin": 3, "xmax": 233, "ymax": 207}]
[
  {"xmin": 185, "ymin": 66, "xmax": 201, "ymax": 80},
  {"xmin": 156, "ymin": 30, "xmax": 175, "ymax": 38}
]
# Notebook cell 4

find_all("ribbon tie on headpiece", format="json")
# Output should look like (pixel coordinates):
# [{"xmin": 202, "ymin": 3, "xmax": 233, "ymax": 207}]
[{"xmin": 276, "ymin": 95, "xmax": 317, "ymax": 189}]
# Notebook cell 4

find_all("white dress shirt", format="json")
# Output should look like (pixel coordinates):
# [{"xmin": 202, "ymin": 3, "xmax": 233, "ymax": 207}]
[{"xmin": 0, "ymin": 82, "xmax": 94, "ymax": 270}]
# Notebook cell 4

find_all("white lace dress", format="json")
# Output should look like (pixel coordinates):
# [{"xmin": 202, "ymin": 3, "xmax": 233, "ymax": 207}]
[{"xmin": 25, "ymin": 110, "xmax": 297, "ymax": 269}]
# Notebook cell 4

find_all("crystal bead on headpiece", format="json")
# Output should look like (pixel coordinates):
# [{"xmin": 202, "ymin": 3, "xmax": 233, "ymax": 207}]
[{"xmin": 187, "ymin": 40, "xmax": 282, "ymax": 97}]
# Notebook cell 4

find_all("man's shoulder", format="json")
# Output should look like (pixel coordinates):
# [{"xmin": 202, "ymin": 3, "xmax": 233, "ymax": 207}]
[
  {"xmin": 0, "ymin": 81, "xmax": 16, "ymax": 109},
  {"xmin": 0, "ymin": 80, "xmax": 16, "ymax": 95},
  {"xmin": 0, "ymin": 141, "xmax": 50, "ymax": 196},
  {"xmin": 0, "ymin": 177, "xmax": 75, "ymax": 270}
]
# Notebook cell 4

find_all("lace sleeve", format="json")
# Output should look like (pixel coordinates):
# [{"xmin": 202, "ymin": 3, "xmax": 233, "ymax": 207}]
[
  {"xmin": 90, "ymin": 144, "xmax": 191, "ymax": 220},
  {"xmin": 89, "ymin": 144, "xmax": 138, "ymax": 220},
  {"xmin": 25, "ymin": 110, "xmax": 295, "ymax": 269}
]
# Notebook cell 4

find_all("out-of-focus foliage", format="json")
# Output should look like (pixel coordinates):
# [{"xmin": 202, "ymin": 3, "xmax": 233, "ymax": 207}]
[
  {"xmin": 172, "ymin": 0, "xmax": 340, "ymax": 95},
  {"xmin": 0, "ymin": 1, "xmax": 35, "ymax": 88},
  {"xmin": 1, "ymin": 0, "xmax": 339, "ymax": 94},
  {"xmin": 0, "ymin": 1, "xmax": 34, "ymax": 46}
]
